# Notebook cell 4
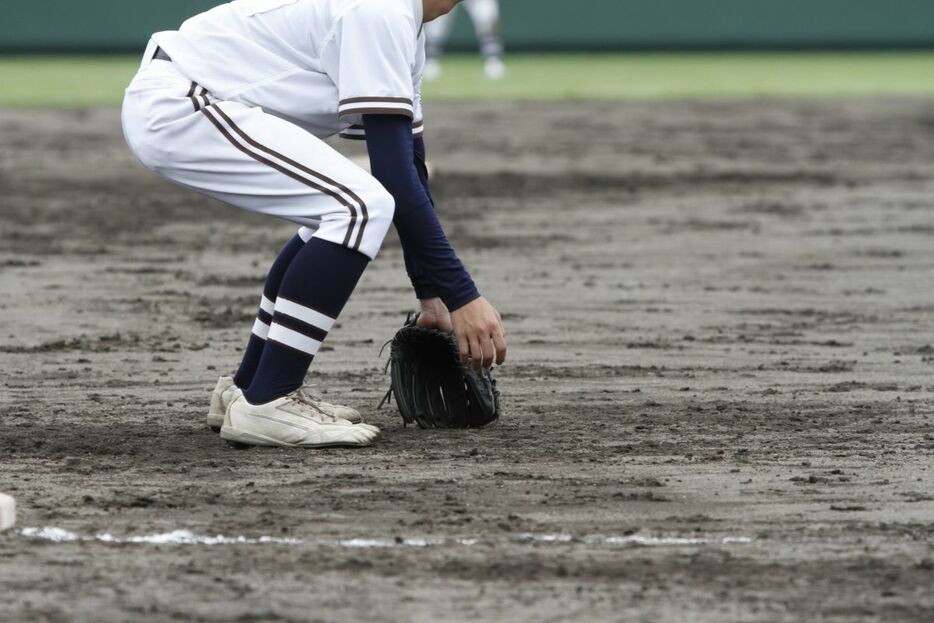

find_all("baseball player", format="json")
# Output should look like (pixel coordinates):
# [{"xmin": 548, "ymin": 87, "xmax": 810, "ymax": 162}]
[
  {"xmin": 424, "ymin": 0, "xmax": 504, "ymax": 80},
  {"xmin": 121, "ymin": 0, "xmax": 508, "ymax": 448}
]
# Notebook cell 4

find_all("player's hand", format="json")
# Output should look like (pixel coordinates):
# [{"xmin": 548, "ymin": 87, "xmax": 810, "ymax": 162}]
[
  {"xmin": 450, "ymin": 297, "xmax": 507, "ymax": 370},
  {"xmin": 417, "ymin": 297, "xmax": 453, "ymax": 333}
]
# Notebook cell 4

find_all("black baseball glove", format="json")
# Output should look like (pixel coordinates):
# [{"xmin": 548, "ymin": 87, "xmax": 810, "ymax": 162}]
[{"xmin": 380, "ymin": 313, "xmax": 500, "ymax": 428}]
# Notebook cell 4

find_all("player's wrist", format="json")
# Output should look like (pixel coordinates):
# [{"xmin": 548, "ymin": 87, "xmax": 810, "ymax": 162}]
[
  {"xmin": 413, "ymin": 282, "xmax": 440, "ymax": 300},
  {"xmin": 417, "ymin": 297, "xmax": 453, "ymax": 332},
  {"xmin": 443, "ymin": 289, "xmax": 481, "ymax": 313},
  {"xmin": 419, "ymin": 296, "xmax": 447, "ymax": 314}
]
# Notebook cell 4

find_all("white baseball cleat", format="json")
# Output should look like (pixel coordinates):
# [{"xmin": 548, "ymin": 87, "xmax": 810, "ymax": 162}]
[
  {"xmin": 296, "ymin": 384, "xmax": 365, "ymax": 424},
  {"xmin": 207, "ymin": 376, "xmax": 241, "ymax": 432},
  {"xmin": 484, "ymin": 57, "xmax": 506, "ymax": 80},
  {"xmin": 220, "ymin": 387, "xmax": 380, "ymax": 448},
  {"xmin": 207, "ymin": 376, "xmax": 363, "ymax": 431}
]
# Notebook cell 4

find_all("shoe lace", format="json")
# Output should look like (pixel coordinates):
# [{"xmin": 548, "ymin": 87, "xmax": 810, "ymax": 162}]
[
  {"xmin": 298, "ymin": 384, "xmax": 324, "ymax": 402},
  {"xmin": 292, "ymin": 386, "xmax": 338, "ymax": 421}
]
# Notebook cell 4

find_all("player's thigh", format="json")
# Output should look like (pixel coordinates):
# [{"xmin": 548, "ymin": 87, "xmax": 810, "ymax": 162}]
[
  {"xmin": 465, "ymin": 0, "xmax": 499, "ymax": 24},
  {"xmin": 426, "ymin": 10, "xmax": 455, "ymax": 42},
  {"xmin": 136, "ymin": 94, "xmax": 393, "ymax": 257},
  {"xmin": 201, "ymin": 102, "xmax": 394, "ymax": 257}
]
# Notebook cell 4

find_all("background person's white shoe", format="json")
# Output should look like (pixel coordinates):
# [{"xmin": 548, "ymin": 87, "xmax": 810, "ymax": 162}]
[
  {"xmin": 424, "ymin": 58, "xmax": 442, "ymax": 81},
  {"xmin": 207, "ymin": 376, "xmax": 363, "ymax": 431},
  {"xmin": 221, "ymin": 388, "xmax": 380, "ymax": 448},
  {"xmin": 484, "ymin": 57, "xmax": 506, "ymax": 80}
]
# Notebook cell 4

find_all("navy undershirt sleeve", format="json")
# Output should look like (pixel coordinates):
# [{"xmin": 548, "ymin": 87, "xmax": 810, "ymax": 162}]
[
  {"xmin": 363, "ymin": 114, "xmax": 480, "ymax": 311},
  {"xmin": 402, "ymin": 136, "xmax": 438, "ymax": 299}
]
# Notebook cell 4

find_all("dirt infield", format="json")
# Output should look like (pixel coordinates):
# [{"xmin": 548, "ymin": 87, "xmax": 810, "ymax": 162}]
[{"xmin": 1, "ymin": 98, "xmax": 933, "ymax": 622}]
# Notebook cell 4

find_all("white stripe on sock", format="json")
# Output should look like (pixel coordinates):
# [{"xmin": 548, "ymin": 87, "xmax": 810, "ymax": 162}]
[
  {"xmin": 274, "ymin": 297, "xmax": 335, "ymax": 332},
  {"xmin": 267, "ymin": 323, "xmax": 322, "ymax": 356},
  {"xmin": 251, "ymin": 318, "xmax": 270, "ymax": 340},
  {"xmin": 259, "ymin": 296, "xmax": 275, "ymax": 315}
]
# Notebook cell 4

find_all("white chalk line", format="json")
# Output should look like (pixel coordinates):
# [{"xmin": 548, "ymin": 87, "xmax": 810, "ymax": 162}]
[
  {"xmin": 17, "ymin": 527, "xmax": 753, "ymax": 548},
  {"xmin": 19, "ymin": 527, "xmax": 302, "ymax": 545}
]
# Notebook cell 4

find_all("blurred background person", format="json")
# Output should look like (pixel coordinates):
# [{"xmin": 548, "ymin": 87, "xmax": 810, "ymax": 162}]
[{"xmin": 425, "ymin": 0, "xmax": 505, "ymax": 81}]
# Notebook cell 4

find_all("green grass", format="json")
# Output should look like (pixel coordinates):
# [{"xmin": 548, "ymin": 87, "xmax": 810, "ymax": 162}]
[
  {"xmin": 427, "ymin": 52, "xmax": 934, "ymax": 100},
  {"xmin": 2, "ymin": 52, "xmax": 934, "ymax": 107},
  {"xmin": 0, "ymin": 56, "xmax": 140, "ymax": 107}
]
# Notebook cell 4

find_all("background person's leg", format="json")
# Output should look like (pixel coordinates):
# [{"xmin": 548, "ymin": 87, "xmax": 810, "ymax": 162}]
[
  {"xmin": 424, "ymin": 8, "xmax": 456, "ymax": 80},
  {"xmin": 464, "ymin": 0, "xmax": 505, "ymax": 79}
]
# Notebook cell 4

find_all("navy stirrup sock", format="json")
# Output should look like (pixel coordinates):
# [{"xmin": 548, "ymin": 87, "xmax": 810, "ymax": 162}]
[
  {"xmin": 244, "ymin": 238, "xmax": 369, "ymax": 405},
  {"xmin": 233, "ymin": 233, "xmax": 306, "ymax": 390}
]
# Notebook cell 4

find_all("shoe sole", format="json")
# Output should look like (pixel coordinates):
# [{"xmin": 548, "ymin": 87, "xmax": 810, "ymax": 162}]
[
  {"xmin": 208, "ymin": 406, "xmax": 364, "ymax": 432},
  {"xmin": 220, "ymin": 425, "xmax": 375, "ymax": 449}
]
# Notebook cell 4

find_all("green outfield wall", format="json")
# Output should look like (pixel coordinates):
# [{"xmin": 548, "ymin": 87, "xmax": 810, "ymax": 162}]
[{"xmin": 3, "ymin": 0, "xmax": 934, "ymax": 52}]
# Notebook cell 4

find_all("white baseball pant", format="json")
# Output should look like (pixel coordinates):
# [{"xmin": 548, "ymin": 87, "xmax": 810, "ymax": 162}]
[{"xmin": 121, "ymin": 43, "xmax": 394, "ymax": 260}]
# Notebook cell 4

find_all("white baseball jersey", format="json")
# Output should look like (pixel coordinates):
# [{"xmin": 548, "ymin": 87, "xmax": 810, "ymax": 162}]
[{"xmin": 152, "ymin": 0, "xmax": 425, "ymax": 140}]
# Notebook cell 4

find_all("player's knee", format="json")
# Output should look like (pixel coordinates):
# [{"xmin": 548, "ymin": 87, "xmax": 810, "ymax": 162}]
[
  {"xmin": 320, "ymin": 182, "xmax": 394, "ymax": 259},
  {"xmin": 354, "ymin": 184, "xmax": 395, "ymax": 259},
  {"xmin": 366, "ymin": 184, "xmax": 396, "ymax": 224}
]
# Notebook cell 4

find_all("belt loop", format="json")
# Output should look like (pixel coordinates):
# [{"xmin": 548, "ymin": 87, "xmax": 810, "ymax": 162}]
[
  {"xmin": 140, "ymin": 39, "xmax": 158, "ymax": 71},
  {"xmin": 153, "ymin": 47, "xmax": 172, "ymax": 62}
]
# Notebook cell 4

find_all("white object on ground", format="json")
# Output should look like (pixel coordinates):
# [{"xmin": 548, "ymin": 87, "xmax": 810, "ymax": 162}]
[{"xmin": 0, "ymin": 494, "xmax": 15, "ymax": 531}]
